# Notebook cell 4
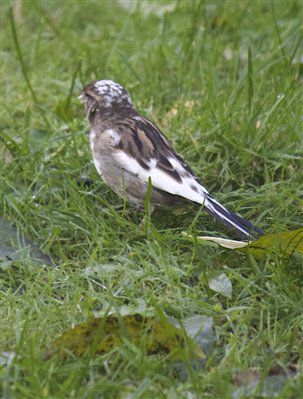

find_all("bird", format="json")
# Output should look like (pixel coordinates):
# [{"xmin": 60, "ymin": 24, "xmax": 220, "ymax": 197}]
[{"xmin": 79, "ymin": 79, "xmax": 264, "ymax": 239}]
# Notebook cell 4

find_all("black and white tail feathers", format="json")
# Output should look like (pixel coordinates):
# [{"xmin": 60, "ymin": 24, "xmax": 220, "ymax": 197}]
[{"xmin": 204, "ymin": 195, "xmax": 264, "ymax": 239}]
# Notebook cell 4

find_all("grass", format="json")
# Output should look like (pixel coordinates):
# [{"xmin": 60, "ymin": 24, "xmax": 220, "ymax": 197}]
[{"xmin": 1, "ymin": 0, "xmax": 302, "ymax": 398}]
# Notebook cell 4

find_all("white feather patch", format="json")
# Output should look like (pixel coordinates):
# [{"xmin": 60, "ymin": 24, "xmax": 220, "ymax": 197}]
[
  {"xmin": 206, "ymin": 202, "xmax": 249, "ymax": 236},
  {"xmin": 168, "ymin": 158, "xmax": 208, "ymax": 196},
  {"xmin": 105, "ymin": 129, "xmax": 121, "ymax": 146},
  {"xmin": 113, "ymin": 151, "xmax": 206, "ymax": 204},
  {"xmin": 94, "ymin": 80, "xmax": 132, "ymax": 107},
  {"xmin": 90, "ymin": 130, "xmax": 96, "ymax": 152},
  {"xmin": 168, "ymin": 157, "xmax": 209, "ymax": 195},
  {"xmin": 93, "ymin": 157, "xmax": 103, "ymax": 175},
  {"xmin": 113, "ymin": 151, "xmax": 250, "ymax": 235},
  {"xmin": 167, "ymin": 157, "xmax": 185, "ymax": 173}
]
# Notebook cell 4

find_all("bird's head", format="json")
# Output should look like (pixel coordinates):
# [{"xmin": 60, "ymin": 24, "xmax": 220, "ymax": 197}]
[{"xmin": 79, "ymin": 80, "xmax": 133, "ymax": 120}]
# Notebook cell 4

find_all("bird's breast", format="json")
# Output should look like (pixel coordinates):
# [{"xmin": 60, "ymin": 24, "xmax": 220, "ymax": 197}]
[
  {"xmin": 90, "ymin": 128, "xmax": 121, "ymax": 153},
  {"xmin": 89, "ymin": 129, "xmax": 96, "ymax": 152}
]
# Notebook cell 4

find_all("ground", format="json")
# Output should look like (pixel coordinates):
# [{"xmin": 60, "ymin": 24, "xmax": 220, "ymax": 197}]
[{"xmin": 1, "ymin": 1, "xmax": 302, "ymax": 398}]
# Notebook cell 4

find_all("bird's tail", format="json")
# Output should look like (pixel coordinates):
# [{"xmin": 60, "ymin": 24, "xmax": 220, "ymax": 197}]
[{"xmin": 204, "ymin": 196, "xmax": 264, "ymax": 239}]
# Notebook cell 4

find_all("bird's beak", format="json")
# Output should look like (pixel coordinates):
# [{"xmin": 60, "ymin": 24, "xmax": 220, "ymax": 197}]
[{"xmin": 78, "ymin": 94, "xmax": 84, "ymax": 102}]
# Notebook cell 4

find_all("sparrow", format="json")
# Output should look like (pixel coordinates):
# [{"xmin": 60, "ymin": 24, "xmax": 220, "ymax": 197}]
[{"xmin": 79, "ymin": 79, "xmax": 264, "ymax": 239}]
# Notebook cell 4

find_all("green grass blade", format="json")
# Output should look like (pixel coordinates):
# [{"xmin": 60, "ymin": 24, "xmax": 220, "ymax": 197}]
[{"xmin": 9, "ymin": 8, "xmax": 50, "ymax": 128}]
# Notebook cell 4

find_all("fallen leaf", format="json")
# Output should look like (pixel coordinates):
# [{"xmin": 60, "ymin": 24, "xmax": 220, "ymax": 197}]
[
  {"xmin": 208, "ymin": 272, "xmax": 232, "ymax": 299},
  {"xmin": 0, "ymin": 218, "xmax": 53, "ymax": 268},
  {"xmin": 246, "ymin": 228, "xmax": 303, "ymax": 257},
  {"xmin": 182, "ymin": 315, "xmax": 214, "ymax": 355},
  {"xmin": 192, "ymin": 235, "xmax": 249, "ymax": 249},
  {"xmin": 44, "ymin": 314, "xmax": 205, "ymax": 361},
  {"xmin": 233, "ymin": 367, "xmax": 298, "ymax": 398},
  {"xmin": 234, "ymin": 370, "xmax": 260, "ymax": 386}
]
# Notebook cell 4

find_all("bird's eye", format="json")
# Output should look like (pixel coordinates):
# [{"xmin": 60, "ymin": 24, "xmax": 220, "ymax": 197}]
[{"xmin": 85, "ymin": 93, "xmax": 94, "ymax": 100}]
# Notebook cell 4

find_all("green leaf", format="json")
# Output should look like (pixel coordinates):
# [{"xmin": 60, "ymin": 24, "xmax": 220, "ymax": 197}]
[
  {"xmin": 246, "ymin": 228, "xmax": 303, "ymax": 257},
  {"xmin": 44, "ymin": 314, "xmax": 205, "ymax": 361},
  {"xmin": 208, "ymin": 273, "xmax": 232, "ymax": 299}
]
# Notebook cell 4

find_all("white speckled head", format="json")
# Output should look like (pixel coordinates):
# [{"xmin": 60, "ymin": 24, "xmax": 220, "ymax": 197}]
[
  {"xmin": 94, "ymin": 80, "xmax": 132, "ymax": 108},
  {"xmin": 81, "ymin": 79, "xmax": 134, "ymax": 120}
]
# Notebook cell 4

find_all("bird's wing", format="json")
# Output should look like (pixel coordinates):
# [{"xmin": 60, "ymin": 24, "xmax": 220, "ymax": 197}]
[
  {"xmin": 113, "ymin": 116, "xmax": 208, "ymax": 204},
  {"xmin": 112, "ymin": 115, "xmax": 264, "ymax": 238}
]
